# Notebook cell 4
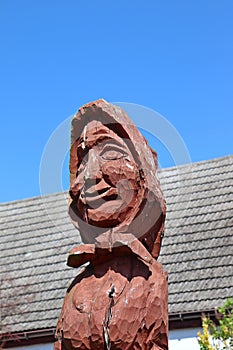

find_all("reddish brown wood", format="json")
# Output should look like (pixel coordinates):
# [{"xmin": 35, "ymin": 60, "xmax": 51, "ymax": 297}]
[{"xmin": 55, "ymin": 100, "xmax": 168, "ymax": 349}]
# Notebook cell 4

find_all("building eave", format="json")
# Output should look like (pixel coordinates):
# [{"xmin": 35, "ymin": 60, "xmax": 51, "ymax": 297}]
[{"xmin": 2, "ymin": 310, "xmax": 218, "ymax": 347}]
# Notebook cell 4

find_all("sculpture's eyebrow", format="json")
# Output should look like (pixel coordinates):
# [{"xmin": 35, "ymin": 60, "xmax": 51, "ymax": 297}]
[
  {"xmin": 77, "ymin": 132, "xmax": 128, "ymax": 151},
  {"xmin": 77, "ymin": 134, "xmax": 110, "ymax": 153},
  {"xmin": 100, "ymin": 138, "xmax": 128, "ymax": 150}
]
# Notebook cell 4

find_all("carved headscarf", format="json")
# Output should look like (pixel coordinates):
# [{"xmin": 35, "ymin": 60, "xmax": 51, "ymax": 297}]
[{"xmin": 69, "ymin": 99, "xmax": 166, "ymax": 259}]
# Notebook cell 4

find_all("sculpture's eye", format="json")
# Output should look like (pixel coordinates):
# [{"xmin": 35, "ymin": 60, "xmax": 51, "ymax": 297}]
[{"xmin": 100, "ymin": 145, "xmax": 127, "ymax": 160}]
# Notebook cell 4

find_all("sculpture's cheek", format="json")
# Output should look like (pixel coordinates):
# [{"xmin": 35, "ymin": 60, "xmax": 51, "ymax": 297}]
[{"xmin": 101, "ymin": 160, "xmax": 138, "ymax": 188}]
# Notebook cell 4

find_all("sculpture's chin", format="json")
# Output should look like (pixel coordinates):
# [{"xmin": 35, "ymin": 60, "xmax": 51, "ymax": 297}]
[{"xmin": 84, "ymin": 199, "xmax": 129, "ymax": 228}]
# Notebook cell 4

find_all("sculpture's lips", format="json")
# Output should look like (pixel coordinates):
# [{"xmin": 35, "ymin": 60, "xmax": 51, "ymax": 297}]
[
  {"xmin": 81, "ymin": 187, "xmax": 118, "ymax": 205},
  {"xmin": 84, "ymin": 185, "xmax": 111, "ymax": 197}
]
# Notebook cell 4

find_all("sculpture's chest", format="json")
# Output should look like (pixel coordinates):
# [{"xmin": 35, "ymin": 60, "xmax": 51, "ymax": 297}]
[{"xmin": 59, "ymin": 257, "xmax": 168, "ymax": 350}]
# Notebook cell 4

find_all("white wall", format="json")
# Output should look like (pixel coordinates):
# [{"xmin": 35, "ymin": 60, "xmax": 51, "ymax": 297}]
[
  {"xmin": 10, "ymin": 344, "xmax": 53, "ymax": 350},
  {"xmin": 169, "ymin": 327, "xmax": 202, "ymax": 350}
]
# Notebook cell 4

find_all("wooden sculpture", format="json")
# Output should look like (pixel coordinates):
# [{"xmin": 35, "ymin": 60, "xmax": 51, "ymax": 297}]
[{"xmin": 54, "ymin": 99, "xmax": 168, "ymax": 350}]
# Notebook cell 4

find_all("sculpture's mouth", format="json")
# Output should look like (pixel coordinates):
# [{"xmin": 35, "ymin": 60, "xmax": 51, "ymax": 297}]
[
  {"xmin": 83, "ymin": 187, "xmax": 118, "ymax": 206},
  {"xmin": 80, "ymin": 179, "xmax": 119, "ymax": 208}
]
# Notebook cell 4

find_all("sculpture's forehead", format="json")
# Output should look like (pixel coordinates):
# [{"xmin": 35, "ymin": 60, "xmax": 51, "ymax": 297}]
[
  {"xmin": 78, "ymin": 120, "xmax": 127, "ymax": 148},
  {"xmin": 81, "ymin": 120, "xmax": 116, "ymax": 137}
]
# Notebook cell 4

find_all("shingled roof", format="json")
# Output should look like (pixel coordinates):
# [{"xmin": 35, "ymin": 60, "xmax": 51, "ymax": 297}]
[{"xmin": 1, "ymin": 155, "xmax": 233, "ymax": 342}]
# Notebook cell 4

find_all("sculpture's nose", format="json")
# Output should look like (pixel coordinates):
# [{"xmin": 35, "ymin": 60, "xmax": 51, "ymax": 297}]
[{"xmin": 84, "ymin": 149, "xmax": 101, "ymax": 182}]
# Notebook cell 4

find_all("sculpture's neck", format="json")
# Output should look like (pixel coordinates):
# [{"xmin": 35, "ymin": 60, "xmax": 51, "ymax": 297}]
[{"xmin": 67, "ymin": 234, "xmax": 154, "ymax": 269}]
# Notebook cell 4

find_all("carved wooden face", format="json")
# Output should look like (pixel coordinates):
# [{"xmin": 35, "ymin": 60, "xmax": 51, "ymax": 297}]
[{"xmin": 70, "ymin": 120, "xmax": 142, "ymax": 228}]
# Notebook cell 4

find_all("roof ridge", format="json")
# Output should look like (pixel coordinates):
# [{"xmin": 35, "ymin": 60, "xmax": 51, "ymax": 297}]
[
  {"xmin": 0, "ymin": 155, "xmax": 232, "ymax": 205},
  {"xmin": 0, "ymin": 191, "xmax": 67, "ymax": 207},
  {"xmin": 158, "ymin": 154, "xmax": 233, "ymax": 172}
]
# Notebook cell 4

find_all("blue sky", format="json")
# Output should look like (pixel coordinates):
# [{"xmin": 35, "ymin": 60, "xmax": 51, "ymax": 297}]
[{"xmin": 0, "ymin": 0, "xmax": 232, "ymax": 203}]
